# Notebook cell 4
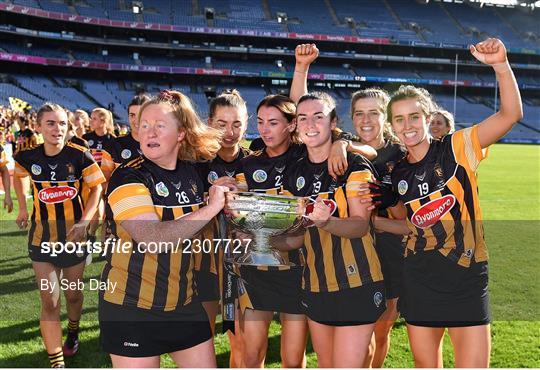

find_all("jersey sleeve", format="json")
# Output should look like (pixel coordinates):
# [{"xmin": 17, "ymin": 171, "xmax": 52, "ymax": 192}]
[
  {"xmin": 81, "ymin": 150, "xmax": 106, "ymax": 188},
  {"xmin": 450, "ymin": 125, "xmax": 488, "ymax": 172},
  {"xmin": 234, "ymin": 160, "xmax": 249, "ymax": 191},
  {"xmin": 345, "ymin": 156, "xmax": 375, "ymax": 198},
  {"xmin": 13, "ymin": 151, "xmax": 30, "ymax": 177},
  {"xmin": 100, "ymin": 150, "xmax": 116, "ymax": 176},
  {"xmin": 107, "ymin": 168, "xmax": 156, "ymax": 221}
]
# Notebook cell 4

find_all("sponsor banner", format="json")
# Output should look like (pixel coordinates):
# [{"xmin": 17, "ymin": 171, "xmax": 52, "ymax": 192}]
[
  {"xmin": 38, "ymin": 186, "xmax": 78, "ymax": 204},
  {"xmin": 1, "ymin": 3, "xmax": 539, "ymax": 55}
]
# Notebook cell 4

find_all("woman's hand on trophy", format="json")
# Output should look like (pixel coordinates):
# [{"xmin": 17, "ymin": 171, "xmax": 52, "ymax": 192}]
[
  {"xmin": 306, "ymin": 196, "xmax": 332, "ymax": 228},
  {"xmin": 207, "ymin": 185, "xmax": 230, "ymax": 213}
]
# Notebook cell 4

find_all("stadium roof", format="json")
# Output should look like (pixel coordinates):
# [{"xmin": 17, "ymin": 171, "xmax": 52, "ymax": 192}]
[{"xmin": 438, "ymin": 0, "xmax": 539, "ymax": 8}]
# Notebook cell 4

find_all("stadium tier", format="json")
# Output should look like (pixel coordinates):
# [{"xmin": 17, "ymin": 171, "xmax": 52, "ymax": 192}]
[{"xmin": 0, "ymin": 0, "xmax": 539, "ymax": 142}]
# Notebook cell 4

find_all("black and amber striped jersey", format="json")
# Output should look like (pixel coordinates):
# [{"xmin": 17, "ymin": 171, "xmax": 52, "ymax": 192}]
[
  {"xmin": 68, "ymin": 136, "xmax": 89, "ymax": 148},
  {"xmin": 373, "ymin": 140, "xmax": 406, "ymax": 222},
  {"xmin": 391, "ymin": 125, "xmax": 488, "ymax": 267},
  {"xmin": 199, "ymin": 147, "xmax": 251, "ymax": 190},
  {"xmin": 14, "ymin": 143, "xmax": 105, "ymax": 246},
  {"xmin": 283, "ymin": 152, "xmax": 383, "ymax": 292},
  {"xmin": 15, "ymin": 128, "xmax": 38, "ymax": 153},
  {"xmin": 101, "ymin": 156, "xmax": 205, "ymax": 311},
  {"xmin": 373, "ymin": 140, "xmax": 405, "ymax": 186},
  {"xmin": 112, "ymin": 133, "xmax": 141, "ymax": 164},
  {"xmin": 193, "ymin": 148, "xmax": 251, "ymax": 276},
  {"xmin": 82, "ymin": 132, "xmax": 116, "ymax": 175},
  {"xmin": 236, "ymin": 144, "xmax": 305, "ymax": 194},
  {"xmin": 235, "ymin": 144, "xmax": 307, "ymax": 268},
  {"xmin": 0, "ymin": 144, "xmax": 7, "ymax": 167}
]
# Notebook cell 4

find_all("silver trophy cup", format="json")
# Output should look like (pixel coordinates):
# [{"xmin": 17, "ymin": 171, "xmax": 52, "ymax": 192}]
[{"xmin": 224, "ymin": 192, "xmax": 307, "ymax": 267}]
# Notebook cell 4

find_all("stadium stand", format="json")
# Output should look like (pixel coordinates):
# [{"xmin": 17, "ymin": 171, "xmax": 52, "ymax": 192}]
[{"xmin": 0, "ymin": 0, "xmax": 538, "ymax": 142}]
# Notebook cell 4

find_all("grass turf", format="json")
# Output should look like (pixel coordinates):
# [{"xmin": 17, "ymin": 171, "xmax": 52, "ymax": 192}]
[{"xmin": 0, "ymin": 143, "xmax": 538, "ymax": 367}]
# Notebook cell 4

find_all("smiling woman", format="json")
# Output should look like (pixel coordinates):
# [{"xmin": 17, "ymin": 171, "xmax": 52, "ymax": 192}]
[
  {"xmin": 99, "ymin": 90, "xmax": 230, "ymax": 368},
  {"xmin": 13, "ymin": 102, "xmax": 106, "ymax": 368}
]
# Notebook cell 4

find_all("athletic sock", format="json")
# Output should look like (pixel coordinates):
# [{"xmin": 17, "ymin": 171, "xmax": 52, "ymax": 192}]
[{"xmin": 48, "ymin": 350, "xmax": 65, "ymax": 368}]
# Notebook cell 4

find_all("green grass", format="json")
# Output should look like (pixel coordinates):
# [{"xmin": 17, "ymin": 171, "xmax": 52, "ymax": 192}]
[{"xmin": 0, "ymin": 143, "xmax": 539, "ymax": 367}]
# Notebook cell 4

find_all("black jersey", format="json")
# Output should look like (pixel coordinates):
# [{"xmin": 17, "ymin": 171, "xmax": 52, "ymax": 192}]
[
  {"xmin": 102, "ymin": 156, "xmax": 206, "ymax": 310},
  {"xmin": 14, "ymin": 143, "xmax": 105, "ymax": 247},
  {"xmin": 113, "ymin": 133, "xmax": 141, "ymax": 164},
  {"xmin": 199, "ymin": 148, "xmax": 251, "ymax": 190},
  {"xmin": 236, "ymin": 143, "xmax": 305, "ymax": 194},
  {"xmin": 68, "ymin": 136, "xmax": 89, "ymax": 148},
  {"xmin": 283, "ymin": 152, "xmax": 383, "ymax": 292},
  {"xmin": 372, "ymin": 140, "xmax": 406, "ymax": 186},
  {"xmin": 391, "ymin": 125, "xmax": 488, "ymax": 267},
  {"xmin": 82, "ymin": 131, "xmax": 117, "ymax": 174}
]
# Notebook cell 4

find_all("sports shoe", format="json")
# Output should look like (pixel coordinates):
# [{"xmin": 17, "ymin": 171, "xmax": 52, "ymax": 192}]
[{"xmin": 62, "ymin": 336, "xmax": 79, "ymax": 357}]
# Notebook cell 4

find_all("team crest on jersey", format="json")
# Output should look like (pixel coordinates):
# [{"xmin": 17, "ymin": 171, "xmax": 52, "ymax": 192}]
[
  {"xmin": 155, "ymin": 182, "xmax": 169, "ymax": 197},
  {"xmin": 386, "ymin": 161, "xmax": 395, "ymax": 174},
  {"xmin": 66, "ymin": 163, "xmax": 75, "ymax": 174},
  {"xmin": 346, "ymin": 264, "xmax": 357, "ymax": 275},
  {"xmin": 296, "ymin": 176, "xmax": 305, "ymax": 190},
  {"xmin": 189, "ymin": 179, "xmax": 199, "ymax": 195},
  {"xmin": 207, "ymin": 171, "xmax": 218, "ymax": 184},
  {"xmin": 411, "ymin": 194, "xmax": 456, "ymax": 229},
  {"xmin": 434, "ymin": 162, "xmax": 444, "ymax": 179},
  {"xmin": 373, "ymin": 291, "xmax": 383, "ymax": 308},
  {"xmin": 31, "ymin": 164, "xmax": 41, "ymax": 175},
  {"xmin": 397, "ymin": 180, "xmax": 408, "ymax": 195},
  {"xmin": 252, "ymin": 169, "xmax": 267, "ymax": 183},
  {"xmin": 87, "ymin": 140, "xmax": 94, "ymax": 147},
  {"xmin": 121, "ymin": 149, "xmax": 132, "ymax": 159}
]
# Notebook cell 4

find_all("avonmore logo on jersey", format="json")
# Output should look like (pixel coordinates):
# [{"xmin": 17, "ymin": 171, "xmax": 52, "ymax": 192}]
[
  {"xmin": 411, "ymin": 194, "xmax": 456, "ymax": 229},
  {"xmin": 38, "ymin": 186, "xmax": 77, "ymax": 204}
]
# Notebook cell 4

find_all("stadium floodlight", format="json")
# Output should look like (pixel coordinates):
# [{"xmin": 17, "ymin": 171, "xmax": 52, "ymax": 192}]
[
  {"xmin": 132, "ymin": 1, "xmax": 143, "ymax": 14},
  {"xmin": 277, "ymin": 12, "xmax": 288, "ymax": 23},
  {"xmin": 276, "ymin": 60, "xmax": 283, "ymax": 68},
  {"xmin": 205, "ymin": 7, "xmax": 215, "ymax": 20}
]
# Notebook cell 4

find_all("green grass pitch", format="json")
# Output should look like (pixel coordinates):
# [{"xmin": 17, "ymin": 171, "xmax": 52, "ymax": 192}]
[{"xmin": 0, "ymin": 143, "xmax": 538, "ymax": 367}]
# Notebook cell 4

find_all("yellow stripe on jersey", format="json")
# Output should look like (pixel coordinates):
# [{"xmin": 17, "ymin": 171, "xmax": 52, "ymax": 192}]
[
  {"xmin": 165, "ymin": 252, "xmax": 183, "ymax": 309},
  {"xmin": 82, "ymin": 162, "xmax": 106, "ymax": 188},
  {"xmin": 103, "ymin": 247, "xmax": 131, "ymax": 305},
  {"xmin": 42, "ymin": 182, "xmax": 58, "ymax": 242},
  {"xmin": 452, "ymin": 125, "xmax": 488, "ymax": 173},
  {"xmin": 109, "ymin": 183, "xmax": 156, "ymax": 220},
  {"xmin": 235, "ymin": 173, "xmax": 249, "ymax": 191},
  {"xmin": 345, "ymin": 170, "xmax": 373, "ymax": 198},
  {"xmin": 14, "ymin": 162, "xmax": 29, "ymax": 177},
  {"xmin": 138, "ymin": 255, "xmax": 158, "ymax": 309}
]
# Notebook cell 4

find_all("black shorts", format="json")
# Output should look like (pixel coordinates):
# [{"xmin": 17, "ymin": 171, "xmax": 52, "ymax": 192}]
[
  {"xmin": 194, "ymin": 270, "xmax": 220, "ymax": 302},
  {"xmin": 375, "ymin": 232, "xmax": 404, "ymax": 299},
  {"xmin": 400, "ymin": 250, "xmax": 490, "ymax": 328},
  {"xmin": 238, "ymin": 266, "xmax": 303, "ymax": 314},
  {"xmin": 99, "ymin": 299, "xmax": 212, "ymax": 357},
  {"xmin": 301, "ymin": 281, "xmax": 386, "ymax": 326},
  {"xmin": 28, "ymin": 244, "xmax": 87, "ymax": 268}
]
